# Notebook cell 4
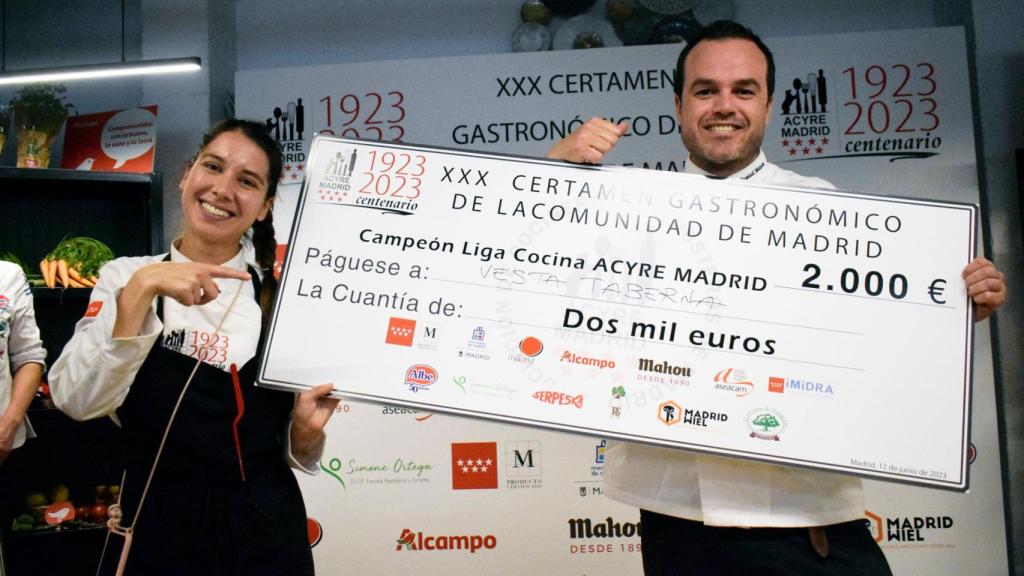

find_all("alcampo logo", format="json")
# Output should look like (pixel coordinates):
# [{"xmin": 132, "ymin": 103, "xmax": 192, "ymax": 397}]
[
  {"xmin": 713, "ymin": 368, "xmax": 753, "ymax": 397},
  {"xmin": 405, "ymin": 364, "xmax": 437, "ymax": 392},
  {"xmin": 560, "ymin": 350, "xmax": 615, "ymax": 369},
  {"xmin": 394, "ymin": 528, "xmax": 497, "ymax": 553}
]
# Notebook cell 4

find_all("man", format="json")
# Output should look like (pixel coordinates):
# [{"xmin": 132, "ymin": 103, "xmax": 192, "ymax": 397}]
[{"xmin": 547, "ymin": 20, "xmax": 1007, "ymax": 576}]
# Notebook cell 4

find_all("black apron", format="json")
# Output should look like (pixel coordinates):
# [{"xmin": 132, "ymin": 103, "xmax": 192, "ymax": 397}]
[{"xmin": 100, "ymin": 267, "xmax": 314, "ymax": 576}]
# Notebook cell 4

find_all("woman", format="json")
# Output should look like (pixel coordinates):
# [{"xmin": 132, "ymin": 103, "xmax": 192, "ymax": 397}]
[
  {"xmin": 50, "ymin": 119, "xmax": 338, "ymax": 575},
  {"xmin": 0, "ymin": 260, "xmax": 46, "ymax": 467}
]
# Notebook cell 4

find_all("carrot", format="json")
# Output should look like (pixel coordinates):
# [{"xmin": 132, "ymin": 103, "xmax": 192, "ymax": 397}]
[
  {"xmin": 67, "ymin": 278, "xmax": 85, "ymax": 288},
  {"xmin": 55, "ymin": 259, "xmax": 70, "ymax": 288},
  {"xmin": 67, "ymin": 267, "xmax": 85, "ymax": 284},
  {"xmin": 89, "ymin": 275, "xmax": 98, "ymax": 285},
  {"xmin": 78, "ymin": 276, "xmax": 95, "ymax": 288},
  {"xmin": 40, "ymin": 259, "xmax": 54, "ymax": 288}
]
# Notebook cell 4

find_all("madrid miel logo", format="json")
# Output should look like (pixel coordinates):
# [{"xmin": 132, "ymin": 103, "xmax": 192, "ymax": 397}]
[{"xmin": 658, "ymin": 401, "xmax": 681, "ymax": 425}]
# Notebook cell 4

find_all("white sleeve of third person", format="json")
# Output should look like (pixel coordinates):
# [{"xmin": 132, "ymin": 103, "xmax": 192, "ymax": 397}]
[{"xmin": 50, "ymin": 257, "xmax": 164, "ymax": 421}]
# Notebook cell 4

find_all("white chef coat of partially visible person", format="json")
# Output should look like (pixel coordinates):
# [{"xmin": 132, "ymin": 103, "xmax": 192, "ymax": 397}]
[{"xmin": 0, "ymin": 260, "xmax": 46, "ymax": 466}]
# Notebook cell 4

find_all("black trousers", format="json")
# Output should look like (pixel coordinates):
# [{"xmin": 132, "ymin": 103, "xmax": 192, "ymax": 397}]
[{"xmin": 640, "ymin": 510, "xmax": 893, "ymax": 576}]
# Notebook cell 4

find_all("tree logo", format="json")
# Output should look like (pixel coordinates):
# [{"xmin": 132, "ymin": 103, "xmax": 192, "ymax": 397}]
[{"xmin": 746, "ymin": 408, "xmax": 786, "ymax": 440}]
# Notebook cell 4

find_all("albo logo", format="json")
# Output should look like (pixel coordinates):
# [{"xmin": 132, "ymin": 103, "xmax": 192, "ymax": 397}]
[
  {"xmin": 394, "ymin": 528, "xmax": 497, "ymax": 553},
  {"xmin": 568, "ymin": 517, "xmax": 642, "ymax": 539}
]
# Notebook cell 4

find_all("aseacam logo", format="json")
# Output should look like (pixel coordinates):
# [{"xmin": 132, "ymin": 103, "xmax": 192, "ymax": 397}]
[
  {"xmin": 395, "ymin": 528, "xmax": 497, "ymax": 553},
  {"xmin": 713, "ymin": 368, "xmax": 753, "ymax": 397},
  {"xmin": 405, "ymin": 364, "xmax": 437, "ymax": 392}
]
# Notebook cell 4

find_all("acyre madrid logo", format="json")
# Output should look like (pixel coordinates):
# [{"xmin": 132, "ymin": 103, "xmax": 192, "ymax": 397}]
[
  {"xmin": 315, "ymin": 148, "xmax": 358, "ymax": 204},
  {"xmin": 265, "ymin": 98, "xmax": 307, "ymax": 183}
]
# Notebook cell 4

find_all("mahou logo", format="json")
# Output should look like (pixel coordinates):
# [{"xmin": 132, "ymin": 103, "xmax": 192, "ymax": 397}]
[{"xmin": 395, "ymin": 528, "xmax": 497, "ymax": 553}]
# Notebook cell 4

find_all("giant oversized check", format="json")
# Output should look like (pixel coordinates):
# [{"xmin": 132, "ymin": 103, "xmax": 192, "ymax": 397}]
[{"xmin": 259, "ymin": 136, "xmax": 976, "ymax": 490}]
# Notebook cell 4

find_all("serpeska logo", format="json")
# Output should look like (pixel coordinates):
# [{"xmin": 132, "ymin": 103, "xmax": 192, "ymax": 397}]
[
  {"xmin": 532, "ymin": 390, "xmax": 583, "ymax": 408},
  {"xmin": 568, "ymin": 517, "xmax": 641, "ymax": 539},
  {"xmin": 405, "ymin": 364, "xmax": 437, "ymax": 392},
  {"xmin": 395, "ymin": 528, "xmax": 497, "ymax": 553},
  {"xmin": 864, "ymin": 510, "xmax": 954, "ymax": 543},
  {"xmin": 560, "ymin": 350, "xmax": 615, "ymax": 369}
]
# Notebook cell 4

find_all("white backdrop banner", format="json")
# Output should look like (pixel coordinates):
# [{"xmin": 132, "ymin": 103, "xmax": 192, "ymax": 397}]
[{"xmin": 237, "ymin": 26, "xmax": 1008, "ymax": 575}]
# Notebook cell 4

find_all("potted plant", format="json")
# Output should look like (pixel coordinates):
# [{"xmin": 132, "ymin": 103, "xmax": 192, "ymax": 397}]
[{"xmin": 10, "ymin": 84, "xmax": 74, "ymax": 168}]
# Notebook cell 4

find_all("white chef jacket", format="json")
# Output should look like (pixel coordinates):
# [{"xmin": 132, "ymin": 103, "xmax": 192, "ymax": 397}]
[
  {"xmin": 0, "ymin": 261, "xmax": 46, "ymax": 449},
  {"xmin": 48, "ymin": 242, "xmax": 323, "ymax": 473},
  {"xmin": 602, "ymin": 151, "xmax": 865, "ymax": 527}
]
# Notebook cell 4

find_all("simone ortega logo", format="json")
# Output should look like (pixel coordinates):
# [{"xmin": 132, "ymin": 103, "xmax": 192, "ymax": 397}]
[
  {"xmin": 713, "ymin": 368, "xmax": 753, "ymax": 397},
  {"xmin": 386, "ymin": 317, "xmax": 416, "ymax": 346},
  {"xmin": 746, "ymin": 408, "xmax": 786, "ymax": 440},
  {"xmin": 405, "ymin": 364, "xmax": 437, "ymax": 392},
  {"xmin": 315, "ymin": 148, "xmax": 358, "ymax": 204},
  {"xmin": 394, "ymin": 528, "xmax": 497, "ymax": 553},
  {"xmin": 451, "ymin": 442, "xmax": 498, "ymax": 490}
]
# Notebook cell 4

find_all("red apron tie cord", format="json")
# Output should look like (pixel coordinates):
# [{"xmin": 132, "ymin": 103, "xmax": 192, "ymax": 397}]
[{"xmin": 230, "ymin": 363, "xmax": 247, "ymax": 482}]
